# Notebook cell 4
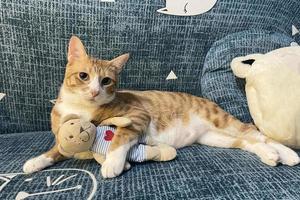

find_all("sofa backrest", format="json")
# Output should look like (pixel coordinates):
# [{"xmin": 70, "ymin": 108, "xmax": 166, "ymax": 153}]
[{"xmin": 1, "ymin": 0, "xmax": 299, "ymax": 134}]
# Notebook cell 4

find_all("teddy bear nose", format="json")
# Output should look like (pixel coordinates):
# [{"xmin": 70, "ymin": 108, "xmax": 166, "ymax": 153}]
[
  {"xmin": 80, "ymin": 131, "xmax": 90, "ymax": 142},
  {"xmin": 68, "ymin": 135, "xmax": 74, "ymax": 139}
]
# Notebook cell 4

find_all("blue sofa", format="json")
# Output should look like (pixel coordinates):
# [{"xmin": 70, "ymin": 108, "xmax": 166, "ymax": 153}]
[{"xmin": 1, "ymin": 0, "xmax": 300, "ymax": 199}]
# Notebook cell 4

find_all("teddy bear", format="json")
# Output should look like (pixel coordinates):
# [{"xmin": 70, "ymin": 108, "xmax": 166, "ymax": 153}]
[
  {"xmin": 57, "ymin": 116, "xmax": 177, "ymax": 170},
  {"xmin": 231, "ymin": 46, "xmax": 300, "ymax": 148}
]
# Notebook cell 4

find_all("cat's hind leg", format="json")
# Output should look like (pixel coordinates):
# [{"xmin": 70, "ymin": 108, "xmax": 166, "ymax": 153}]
[
  {"xmin": 197, "ymin": 131, "xmax": 280, "ymax": 166},
  {"xmin": 264, "ymin": 138, "xmax": 300, "ymax": 166},
  {"xmin": 198, "ymin": 128, "xmax": 300, "ymax": 166},
  {"xmin": 224, "ymin": 118, "xmax": 300, "ymax": 166}
]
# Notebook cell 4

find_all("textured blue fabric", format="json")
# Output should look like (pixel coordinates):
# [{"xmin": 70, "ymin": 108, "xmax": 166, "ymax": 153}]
[
  {"xmin": 1, "ymin": 0, "xmax": 300, "ymax": 134},
  {"xmin": 1, "ymin": 2, "xmax": 300, "ymax": 199},
  {"xmin": 201, "ymin": 30, "xmax": 295, "ymax": 123},
  {"xmin": 1, "ymin": 132, "xmax": 300, "ymax": 199}
]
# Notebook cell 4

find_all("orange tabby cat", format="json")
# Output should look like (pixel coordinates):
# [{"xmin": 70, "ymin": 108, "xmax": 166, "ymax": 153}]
[{"xmin": 23, "ymin": 36, "xmax": 300, "ymax": 178}]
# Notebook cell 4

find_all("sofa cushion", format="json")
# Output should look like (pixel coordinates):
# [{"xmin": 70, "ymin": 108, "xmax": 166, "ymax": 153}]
[
  {"xmin": 1, "ymin": 1, "xmax": 300, "ymax": 134},
  {"xmin": 1, "ymin": 132, "xmax": 300, "ymax": 199},
  {"xmin": 201, "ymin": 30, "xmax": 295, "ymax": 123}
]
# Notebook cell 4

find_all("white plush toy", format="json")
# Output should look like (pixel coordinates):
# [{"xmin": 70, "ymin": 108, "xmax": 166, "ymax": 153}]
[{"xmin": 231, "ymin": 46, "xmax": 300, "ymax": 148}]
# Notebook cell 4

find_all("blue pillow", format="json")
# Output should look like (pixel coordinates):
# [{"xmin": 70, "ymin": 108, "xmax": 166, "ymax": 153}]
[{"xmin": 201, "ymin": 30, "xmax": 294, "ymax": 123}]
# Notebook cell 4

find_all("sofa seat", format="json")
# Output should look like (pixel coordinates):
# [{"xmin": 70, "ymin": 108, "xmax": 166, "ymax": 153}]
[{"xmin": 1, "ymin": 131, "xmax": 300, "ymax": 199}]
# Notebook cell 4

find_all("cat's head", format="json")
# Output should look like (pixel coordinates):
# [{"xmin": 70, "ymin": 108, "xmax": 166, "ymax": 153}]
[{"xmin": 62, "ymin": 36, "xmax": 129, "ymax": 105}]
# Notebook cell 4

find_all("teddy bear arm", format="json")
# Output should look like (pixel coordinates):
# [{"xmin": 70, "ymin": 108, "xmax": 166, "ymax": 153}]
[{"xmin": 100, "ymin": 117, "xmax": 132, "ymax": 127}]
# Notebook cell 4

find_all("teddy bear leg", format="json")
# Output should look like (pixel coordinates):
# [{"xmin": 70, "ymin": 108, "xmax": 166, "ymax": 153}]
[
  {"xmin": 93, "ymin": 153, "xmax": 131, "ymax": 171},
  {"xmin": 145, "ymin": 144, "xmax": 177, "ymax": 162},
  {"xmin": 74, "ymin": 151, "xmax": 94, "ymax": 160}
]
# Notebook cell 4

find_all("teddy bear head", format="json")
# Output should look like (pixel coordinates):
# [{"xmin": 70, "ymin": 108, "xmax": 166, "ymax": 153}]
[{"xmin": 57, "ymin": 117, "xmax": 97, "ymax": 157}]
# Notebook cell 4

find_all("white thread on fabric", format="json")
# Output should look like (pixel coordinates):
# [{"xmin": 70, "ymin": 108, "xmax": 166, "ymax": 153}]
[
  {"xmin": 49, "ymin": 99, "xmax": 57, "ymax": 105},
  {"xmin": 0, "ymin": 168, "xmax": 97, "ymax": 200},
  {"xmin": 100, "ymin": 0, "xmax": 115, "ymax": 2},
  {"xmin": 0, "ymin": 93, "xmax": 6, "ymax": 101},
  {"xmin": 292, "ymin": 25, "xmax": 299, "ymax": 36},
  {"xmin": 291, "ymin": 42, "xmax": 299, "ymax": 46},
  {"xmin": 166, "ymin": 70, "xmax": 178, "ymax": 80},
  {"xmin": 46, "ymin": 176, "xmax": 51, "ymax": 187}
]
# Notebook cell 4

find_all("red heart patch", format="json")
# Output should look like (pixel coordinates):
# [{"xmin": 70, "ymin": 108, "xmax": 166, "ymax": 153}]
[{"xmin": 104, "ymin": 130, "xmax": 114, "ymax": 141}]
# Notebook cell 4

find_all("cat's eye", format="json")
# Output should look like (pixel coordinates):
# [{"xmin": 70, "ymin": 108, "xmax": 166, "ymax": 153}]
[
  {"xmin": 101, "ymin": 77, "xmax": 112, "ymax": 86},
  {"xmin": 79, "ymin": 72, "xmax": 89, "ymax": 81}
]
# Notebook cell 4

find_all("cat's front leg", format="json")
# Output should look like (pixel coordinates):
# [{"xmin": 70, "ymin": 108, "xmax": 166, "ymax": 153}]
[
  {"xmin": 101, "ymin": 127, "xmax": 139, "ymax": 178},
  {"xmin": 23, "ymin": 106, "xmax": 67, "ymax": 173},
  {"xmin": 23, "ymin": 143, "xmax": 67, "ymax": 173}
]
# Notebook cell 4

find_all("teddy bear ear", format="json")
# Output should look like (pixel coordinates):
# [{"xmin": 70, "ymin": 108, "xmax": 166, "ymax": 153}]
[
  {"xmin": 60, "ymin": 114, "xmax": 80, "ymax": 124},
  {"xmin": 230, "ymin": 54, "xmax": 263, "ymax": 78}
]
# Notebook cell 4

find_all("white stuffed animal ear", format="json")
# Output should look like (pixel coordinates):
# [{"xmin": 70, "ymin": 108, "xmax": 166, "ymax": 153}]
[{"xmin": 231, "ymin": 54, "xmax": 263, "ymax": 78}]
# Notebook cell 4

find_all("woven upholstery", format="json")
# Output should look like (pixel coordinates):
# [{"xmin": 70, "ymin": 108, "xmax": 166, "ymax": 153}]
[
  {"xmin": 1, "ymin": 1, "xmax": 300, "ymax": 199},
  {"xmin": 201, "ymin": 30, "xmax": 295, "ymax": 123},
  {"xmin": 1, "ymin": 0, "xmax": 300, "ymax": 134},
  {"xmin": 1, "ymin": 132, "xmax": 300, "ymax": 199}
]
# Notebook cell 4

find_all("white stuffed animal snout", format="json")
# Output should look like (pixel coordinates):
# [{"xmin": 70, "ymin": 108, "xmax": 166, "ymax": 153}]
[{"xmin": 231, "ymin": 54, "xmax": 263, "ymax": 78}]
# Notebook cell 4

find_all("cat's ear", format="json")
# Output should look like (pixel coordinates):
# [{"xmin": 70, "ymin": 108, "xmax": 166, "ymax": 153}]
[
  {"xmin": 67, "ymin": 36, "xmax": 87, "ymax": 62},
  {"xmin": 110, "ymin": 53, "xmax": 130, "ymax": 73}
]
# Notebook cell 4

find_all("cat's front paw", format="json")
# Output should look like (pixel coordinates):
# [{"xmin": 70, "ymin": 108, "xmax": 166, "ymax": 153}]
[
  {"xmin": 23, "ymin": 155, "xmax": 54, "ymax": 173},
  {"xmin": 101, "ymin": 156, "xmax": 126, "ymax": 178}
]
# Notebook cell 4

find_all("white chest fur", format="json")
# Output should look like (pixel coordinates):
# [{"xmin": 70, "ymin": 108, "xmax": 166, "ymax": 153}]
[
  {"xmin": 56, "ymin": 101, "xmax": 96, "ymax": 121},
  {"xmin": 55, "ymin": 87, "xmax": 98, "ymax": 121}
]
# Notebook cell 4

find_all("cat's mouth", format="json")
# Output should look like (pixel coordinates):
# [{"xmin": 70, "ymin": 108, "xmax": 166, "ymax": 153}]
[
  {"xmin": 87, "ymin": 93, "xmax": 101, "ymax": 101},
  {"xmin": 88, "ymin": 97, "xmax": 95, "ymax": 101}
]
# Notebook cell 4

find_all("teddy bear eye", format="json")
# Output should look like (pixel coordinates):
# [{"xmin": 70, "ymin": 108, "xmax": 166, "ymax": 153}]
[{"xmin": 70, "ymin": 123, "xmax": 74, "ymax": 125}]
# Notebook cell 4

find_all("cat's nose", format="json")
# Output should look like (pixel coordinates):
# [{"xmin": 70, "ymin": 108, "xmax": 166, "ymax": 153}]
[{"xmin": 91, "ymin": 90, "xmax": 99, "ymax": 97}]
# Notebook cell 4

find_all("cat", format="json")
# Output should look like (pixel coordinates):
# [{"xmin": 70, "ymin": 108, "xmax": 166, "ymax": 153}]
[{"xmin": 23, "ymin": 36, "xmax": 300, "ymax": 178}]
